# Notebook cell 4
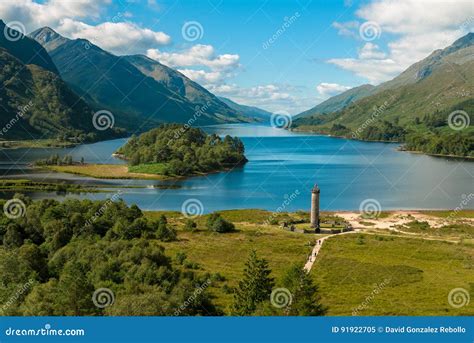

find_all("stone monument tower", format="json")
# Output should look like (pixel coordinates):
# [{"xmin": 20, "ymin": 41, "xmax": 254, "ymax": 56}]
[{"xmin": 310, "ymin": 184, "xmax": 320, "ymax": 230}]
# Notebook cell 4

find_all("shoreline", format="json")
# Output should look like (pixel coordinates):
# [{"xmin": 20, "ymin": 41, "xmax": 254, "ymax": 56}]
[{"xmin": 290, "ymin": 127, "xmax": 473, "ymax": 160}]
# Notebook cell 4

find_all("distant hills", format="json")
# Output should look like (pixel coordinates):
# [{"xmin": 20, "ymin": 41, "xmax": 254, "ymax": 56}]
[
  {"xmin": 294, "ymin": 84, "xmax": 375, "ymax": 119},
  {"xmin": 0, "ymin": 20, "xmax": 122, "ymax": 141},
  {"xmin": 293, "ymin": 33, "xmax": 474, "ymax": 157},
  {"xmin": 217, "ymin": 96, "xmax": 273, "ymax": 122}
]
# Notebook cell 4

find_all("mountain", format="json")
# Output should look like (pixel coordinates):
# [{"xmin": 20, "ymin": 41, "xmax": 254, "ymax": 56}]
[
  {"xmin": 292, "ymin": 33, "xmax": 474, "ymax": 157},
  {"xmin": 29, "ymin": 28, "xmax": 251, "ymax": 130},
  {"xmin": 296, "ymin": 33, "xmax": 474, "ymax": 120},
  {"xmin": 217, "ymin": 96, "xmax": 273, "ymax": 122},
  {"xmin": 294, "ymin": 84, "xmax": 375, "ymax": 119},
  {"xmin": 123, "ymin": 55, "xmax": 250, "ymax": 123},
  {"xmin": 0, "ymin": 20, "xmax": 58, "ymax": 74},
  {"xmin": 0, "ymin": 22, "xmax": 121, "ymax": 141}
]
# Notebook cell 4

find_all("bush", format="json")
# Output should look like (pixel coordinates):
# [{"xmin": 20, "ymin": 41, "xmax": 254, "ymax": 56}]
[{"xmin": 206, "ymin": 213, "xmax": 235, "ymax": 233}]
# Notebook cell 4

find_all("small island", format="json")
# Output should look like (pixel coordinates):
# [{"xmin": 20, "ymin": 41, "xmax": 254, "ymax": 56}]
[
  {"xmin": 38, "ymin": 124, "xmax": 248, "ymax": 180},
  {"xmin": 115, "ymin": 124, "xmax": 248, "ymax": 177}
]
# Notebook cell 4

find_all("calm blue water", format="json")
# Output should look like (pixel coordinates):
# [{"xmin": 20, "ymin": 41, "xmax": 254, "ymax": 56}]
[{"xmin": 0, "ymin": 124, "xmax": 472, "ymax": 211}]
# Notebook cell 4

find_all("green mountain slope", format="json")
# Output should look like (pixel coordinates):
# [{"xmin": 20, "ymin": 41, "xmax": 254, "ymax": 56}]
[
  {"xmin": 292, "ymin": 33, "xmax": 474, "ymax": 157},
  {"xmin": 123, "ymin": 54, "xmax": 251, "ymax": 123},
  {"xmin": 294, "ymin": 84, "xmax": 375, "ymax": 119},
  {"xmin": 29, "ymin": 28, "xmax": 251, "ymax": 129},
  {"xmin": 217, "ymin": 96, "xmax": 273, "ymax": 122},
  {"xmin": 0, "ymin": 23, "xmax": 123, "ymax": 141},
  {"xmin": 0, "ymin": 20, "xmax": 58, "ymax": 74}
]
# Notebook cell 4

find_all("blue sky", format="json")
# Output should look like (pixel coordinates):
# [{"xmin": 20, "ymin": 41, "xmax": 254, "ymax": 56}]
[{"xmin": 1, "ymin": 0, "xmax": 473, "ymax": 114}]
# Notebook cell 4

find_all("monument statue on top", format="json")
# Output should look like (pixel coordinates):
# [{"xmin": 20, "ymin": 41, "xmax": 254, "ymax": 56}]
[{"xmin": 311, "ymin": 184, "xmax": 320, "ymax": 232}]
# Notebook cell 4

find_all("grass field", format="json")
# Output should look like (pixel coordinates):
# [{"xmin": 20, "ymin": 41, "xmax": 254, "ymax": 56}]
[
  {"xmin": 44, "ymin": 164, "xmax": 169, "ymax": 180},
  {"xmin": 313, "ymin": 234, "xmax": 473, "ymax": 315},
  {"xmin": 144, "ymin": 209, "xmax": 473, "ymax": 316},
  {"xmin": 128, "ymin": 163, "xmax": 167, "ymax": 175},
  {"xmin": 145, "ymin": 210, "xmax": 323, "ymax": 312}
]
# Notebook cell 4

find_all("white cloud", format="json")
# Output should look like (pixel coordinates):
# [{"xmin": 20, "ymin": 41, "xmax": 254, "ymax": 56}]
[
  {"xmin": 178, "ymin": 69, "xmax": 224, "ymax": 84},
  {"xmin": 147, "ymin": 44, "xmax": 240, "ymax": 88},
  {"xmin": 358, "ymin": 43, "xmax": 386, "ymax": 59},
  {"xmin": 58, "ymin": 19, "xmax": 170, "ymax": 55},
  {"xmin": 147, "ymin": 45, "xmax": 240, "ymax": 71},
  {"xmin": 207, "ymin": 83, "xmax": 309, "ymax": 114},
  {"xmin": 329, "ymin": 0, "xmax": 474, "ymax": 84},
  {"xmin": 332, "ymin": 21, "xmax": 360, "ymax": 39},
  {"xmin": 0, "ymin": 0, "xmax": 171, "ymax": 55},
  {"xmin": 316, "ymin": 83, "xmax": 351, "ymax": 98}
]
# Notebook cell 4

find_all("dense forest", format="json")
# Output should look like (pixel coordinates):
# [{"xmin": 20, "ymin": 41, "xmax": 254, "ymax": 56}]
[
  {"xmin": 116, "ymin": 124, "xmax": 248, "ymax": 176},
  {"xmin": 0, "ymin": 196, "xmax": 325, "ymax": 316}
]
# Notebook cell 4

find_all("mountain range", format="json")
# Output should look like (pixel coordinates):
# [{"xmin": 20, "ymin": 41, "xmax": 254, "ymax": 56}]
[
  {"xmin": 0, "ymin": 20, "xmax": 122, "ymax": 141},
  {"xmin": 0, "ymin": 21, "xmax": 270, "ymax": 141},
  {"xmin": 293, "ymin": 32, "xmax": 473, "ymax": 157}
]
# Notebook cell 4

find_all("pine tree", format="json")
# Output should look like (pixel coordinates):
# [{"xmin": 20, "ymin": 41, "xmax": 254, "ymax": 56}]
[
  {"xmin": 232, "ymin": 250, "xmax": 274, "ymax": 315},
  {"xmin": 282, "ymin": 264, "xmax": 326, "ymax": 316}
]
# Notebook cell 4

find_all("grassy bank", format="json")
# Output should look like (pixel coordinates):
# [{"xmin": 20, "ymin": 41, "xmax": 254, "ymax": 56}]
[
  {"xmin": 0, "ymin": 139, "xmax": 77, "ymax": 149},
  {"xmin": 0, "ymin": 179, "xmax": 99, "ymax": 192},
  {"xmin": 43, "ymin": 164, "xmax": 170, "ymax": 180}
]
